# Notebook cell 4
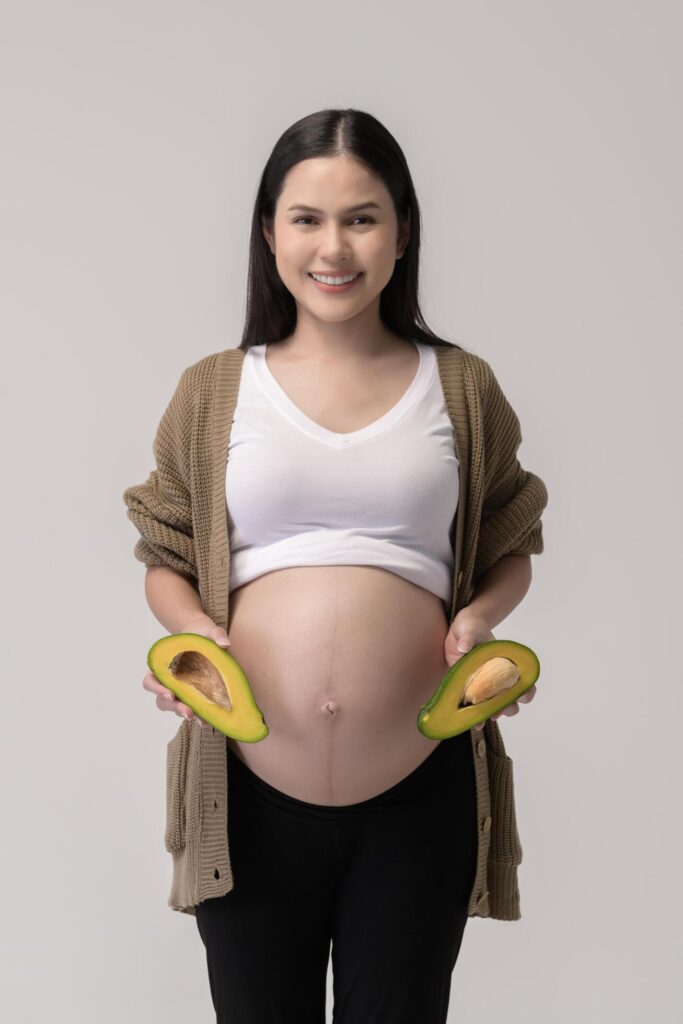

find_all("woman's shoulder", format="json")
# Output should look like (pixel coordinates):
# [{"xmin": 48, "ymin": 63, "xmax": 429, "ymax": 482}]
[
  {"xmin": 433, "ymin": 342, "xmax": 493, "ymax": 397},
  {"xmin": 178, "ymin": 346, "xmax": 245, "ymax": 394}
]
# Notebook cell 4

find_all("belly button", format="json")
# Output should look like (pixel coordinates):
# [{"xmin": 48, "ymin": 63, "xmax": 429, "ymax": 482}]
[{"xmin": 321, "ymin": 700, "xmax": 339, "ymax": 715}]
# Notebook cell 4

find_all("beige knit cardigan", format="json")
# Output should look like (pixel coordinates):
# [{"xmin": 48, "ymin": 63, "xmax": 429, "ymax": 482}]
[{"xmin": 123, "ymin": 342, "xmax": 548, "ymax": 921}]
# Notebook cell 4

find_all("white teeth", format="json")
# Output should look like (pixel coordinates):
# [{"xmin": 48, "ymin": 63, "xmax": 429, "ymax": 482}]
[{"xmin": 310, "ymin": 272, "xmax": 360, "ymax": 285}]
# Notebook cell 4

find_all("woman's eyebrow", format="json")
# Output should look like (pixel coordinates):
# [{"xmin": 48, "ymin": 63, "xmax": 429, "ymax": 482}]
[{"xmin": 286, "ymin": 201, "xmax": 382, "ymax": 214}]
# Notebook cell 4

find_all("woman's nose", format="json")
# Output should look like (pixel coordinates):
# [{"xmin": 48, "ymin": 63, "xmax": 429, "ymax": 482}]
[{"xmin": 317, "ymin": 229, "xmax": 353, "ymax": 259}]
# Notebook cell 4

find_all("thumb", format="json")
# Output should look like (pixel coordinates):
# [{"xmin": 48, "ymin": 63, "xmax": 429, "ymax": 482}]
[
  {"xmin": 456, "ymin": 634, "xmax": 474, "ymax": 654},
  {"xmin": 214, "ymin": 630, "xmax": 231, "ymax": 648}
]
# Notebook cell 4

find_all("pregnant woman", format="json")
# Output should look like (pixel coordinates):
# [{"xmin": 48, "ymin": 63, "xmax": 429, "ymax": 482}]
[{"xmin": 123, "ymin": 108, "xmax": 548, "ymax": 1024}]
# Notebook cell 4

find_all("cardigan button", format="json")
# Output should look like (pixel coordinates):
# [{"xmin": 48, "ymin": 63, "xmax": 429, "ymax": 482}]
[
  {"xmin": 476, "ymin": 739, "xmax": 486, "ymax": 757},
  {"xmin": 482, "ymin": 816, "xmax": 492, "ymax": 834}
]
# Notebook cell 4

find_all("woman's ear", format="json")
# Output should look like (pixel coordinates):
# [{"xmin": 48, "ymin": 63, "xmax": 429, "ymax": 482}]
[
  {"xmin": 261, "ymin": 215, "xmax": 275, "ymax": 255},
  {"xmin": 396, "ymin": 208, "xmax": 410, "ymax": 259}
]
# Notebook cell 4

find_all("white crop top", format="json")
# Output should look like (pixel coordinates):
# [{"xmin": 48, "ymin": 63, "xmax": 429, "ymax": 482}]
[{"xmin": 226, "ymin": 340, "xmax": 459, "ymax": 607}]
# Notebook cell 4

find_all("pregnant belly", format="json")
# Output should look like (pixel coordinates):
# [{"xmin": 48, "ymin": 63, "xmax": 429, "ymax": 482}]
[{"xmin": 224, "ymin": 565, "xmax": 455, "ymax": 805}]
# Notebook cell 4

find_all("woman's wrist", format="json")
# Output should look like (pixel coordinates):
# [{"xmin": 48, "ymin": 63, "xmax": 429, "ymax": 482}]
[
  {"xmin": 466, "ymin": 555, "xmax": 532, "ymax": 631},
  {"xmin": 180, "ymin": 611, "xmax": 215, "ymax": 633},
  {"xmin": 456, "ymin": 606, "xmax": 492, "ymax": 633}
]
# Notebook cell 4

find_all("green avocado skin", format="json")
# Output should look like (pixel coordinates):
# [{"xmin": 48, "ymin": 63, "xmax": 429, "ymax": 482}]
[
  {"xmin": 147, "ymin": 632, "xmax": 269, "ymax": 742},
  {"xmin": 417, "ymin": 639, "xmax": 540, "ymax": 740}
]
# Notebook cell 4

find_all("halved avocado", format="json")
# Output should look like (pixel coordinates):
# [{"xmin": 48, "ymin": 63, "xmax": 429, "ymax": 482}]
[
  {"xmin": 417, "ymin": 639, "xmax": 540, "ymax": 739},
  {"xmin": 147, "ymin": 633, "xmax": 269, "ymax": 742}
]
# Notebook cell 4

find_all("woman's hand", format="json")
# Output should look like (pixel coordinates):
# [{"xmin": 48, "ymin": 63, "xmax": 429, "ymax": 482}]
[
  {"xmin": 142, "ymin": 614, "xmax": 232, "ymax": 729},
  {"xmin": 444, "ymin": 608, "xmax": 537, "ymax": 731}
]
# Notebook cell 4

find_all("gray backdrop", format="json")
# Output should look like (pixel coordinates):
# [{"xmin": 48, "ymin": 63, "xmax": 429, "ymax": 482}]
[{"xmin": 2, "ymin": 1, "xmax": 681, "ymax": 1021}]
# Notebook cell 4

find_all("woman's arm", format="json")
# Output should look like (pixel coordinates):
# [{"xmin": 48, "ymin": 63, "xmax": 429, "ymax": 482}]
[
  {"xmin": 466, "ymin": 554, "xmax": 532, "ymax": 630},
  {"xmin": 472, "ymin": 360, "xmax": 548, "ymax": 587},
  {"xmin": 122, "ymin": 366, "xmax": 198, "ymax": 582},
  {"xmin": 144, "ymin": 565, "xmax": 212, "ymax": 635}
]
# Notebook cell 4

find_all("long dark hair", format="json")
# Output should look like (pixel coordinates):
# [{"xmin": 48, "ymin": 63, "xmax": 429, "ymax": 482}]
[{"xmin": 239, "ymin": 108, "xmax": 469, "ymax": 354}]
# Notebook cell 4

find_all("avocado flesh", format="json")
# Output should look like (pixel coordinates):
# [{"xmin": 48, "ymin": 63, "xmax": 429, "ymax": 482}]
[
  {"xmin": 147, "ymin": 633, "xmax": 269, "ymax": 742},
  {"xmin": 417, "ymin": 639, "xmax": 540, "ymax": 739}
]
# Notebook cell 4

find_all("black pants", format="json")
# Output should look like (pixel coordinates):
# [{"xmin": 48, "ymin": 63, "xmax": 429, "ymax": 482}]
[{"xmin": 195, "ymin": 729, "xmax": 478, "ymax": 1024}]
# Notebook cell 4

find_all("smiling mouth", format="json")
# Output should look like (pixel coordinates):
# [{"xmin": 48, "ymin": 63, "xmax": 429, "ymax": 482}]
[{"xmin": 308, "ymin": 272, "xmax": 364, "ymax": 289}]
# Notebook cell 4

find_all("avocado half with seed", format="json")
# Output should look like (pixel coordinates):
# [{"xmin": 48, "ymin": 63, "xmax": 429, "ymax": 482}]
[
  {"xmin": 417, "ymin": 639, "xmax": 540, "ymax": 739},
  {"xmin": 147, "ymin": 633, "xmax": 269, "ymax": 742}
]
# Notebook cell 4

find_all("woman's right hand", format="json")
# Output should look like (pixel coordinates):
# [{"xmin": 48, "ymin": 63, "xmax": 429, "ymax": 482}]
[{"xmin": 142, "ymin": 614, "xmax": 232, "ymax": 729}]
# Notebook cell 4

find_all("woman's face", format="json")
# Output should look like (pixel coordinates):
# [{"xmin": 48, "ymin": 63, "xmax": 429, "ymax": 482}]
[{"xmin": 263, "ymin": 154, "xmax": 409, "ymax": 327}]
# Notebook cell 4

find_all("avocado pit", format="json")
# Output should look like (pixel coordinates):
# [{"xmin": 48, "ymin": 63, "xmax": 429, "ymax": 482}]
[
  {"xmin": 460, "ymin": 656, "xmax": 520, "ymax": 706},
  {"xmin": 168, "ymin": 650, "xmax": 233, "ymax": 710}
]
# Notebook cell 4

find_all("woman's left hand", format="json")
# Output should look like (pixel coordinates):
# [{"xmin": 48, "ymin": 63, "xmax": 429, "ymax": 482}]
[{"xmin": 443, "ymin": 608, "xmax": 537, "ymax": 731}]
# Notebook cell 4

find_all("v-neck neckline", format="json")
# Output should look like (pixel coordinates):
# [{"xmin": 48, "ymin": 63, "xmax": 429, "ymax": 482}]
[{"xmin": 250, "ymin": 340, "xmax": 431, "ymax": 447}]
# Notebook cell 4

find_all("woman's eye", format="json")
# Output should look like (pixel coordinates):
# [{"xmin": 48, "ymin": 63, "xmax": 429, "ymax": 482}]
[{"xmin": 293, "ymin": 216, "xmax": 375, "ymax": 226}]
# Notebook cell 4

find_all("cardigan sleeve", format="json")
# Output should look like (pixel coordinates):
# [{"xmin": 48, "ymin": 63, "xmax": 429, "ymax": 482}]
[
  {"xmin": 122, "ymin": 367, "xmax": 198, "ymax": 583},
  {"xmin": 472, "ymin": 361, "xmax": 548, "ymax": 586}
]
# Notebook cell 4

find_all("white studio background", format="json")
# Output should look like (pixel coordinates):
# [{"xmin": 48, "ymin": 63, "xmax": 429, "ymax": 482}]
[{"xmin": 2, "ymin": 2, "xmax": 681, "ymax": 1022}]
